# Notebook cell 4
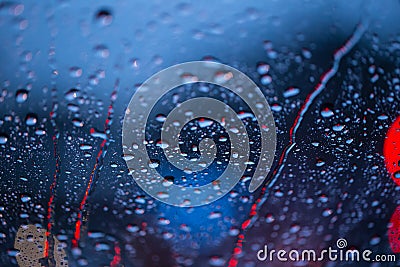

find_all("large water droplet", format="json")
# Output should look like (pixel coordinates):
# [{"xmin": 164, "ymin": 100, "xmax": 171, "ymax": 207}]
[
  {"xmin": 0, "ymin": 134, "xmax": 8, "ymax": 144},
  {"xmin": 283, "ymin": 87, "xmax": 300, "ymax": 98},
  {"xmin": 15, "ymin": 89, "xmax": 28, "ymax": 103},
  {"xmin": 65, "ymin": 88, "xmax": 80, "ymax": 101},
  {"xmin": 25, "ymin": 113, "xmax": 37, "ymax": 126},
  {"xmin": 69, "ymin": 67, "xmax": 82, "ymax": 78},
  {"xmin": 320, "ymin": 104, "xmax": 334, "ymax": 118},
  {"xmin": 95, "ymin": 8, "xmax": 113, "ymax": 26}
]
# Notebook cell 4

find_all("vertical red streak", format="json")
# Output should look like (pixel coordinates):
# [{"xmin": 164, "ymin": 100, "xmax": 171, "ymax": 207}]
[
  {"xmin": 45, "ymin": 4, "xmax": 59, "ymax": 261},
  {"xmin": 72, "ymin": 80, "xmax": 119, "ymax": 248},
  {"xmin": 46, "ymin": 94, "xmax": 61, "ymax": 259},
  {"xmin": 110, "ymin": 242, "xmax": 121, "ymax": 267},
  {"xmin": 228, "ymin": 22, "xmax": 367, "ymax": 266}
]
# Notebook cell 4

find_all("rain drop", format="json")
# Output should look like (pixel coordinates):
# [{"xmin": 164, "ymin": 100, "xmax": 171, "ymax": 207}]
[
  {"xmin": 65, "ymin": 88, "xmax": 80, "ymax": 101},
  {"xmin": 283, "ymin": 87, "xmax": 300, "ymax": 98},
  {"xmin": 25, "ymin": 113, "xmax": 38, "ymax": 126},
  {"xmin": 15, "ymin": 89, "xmax": 28, "ymax": 103},
  {"xmin": 69, "ymin": 67, "xmax": 82, "ymax": 78},
  {"xmin": 95, "ymin": 8, "xmax": 113, "ymax": 26},
  {"xmin": 257, "ymin": 62, "xmax": 270, "ymax": 75},
  {"xmin": 320, "ymin": 105, "xmax": 334, "ymax": 118},
  {"xmin": 0, "ymin": 134, "xmax": 8, "ymax": 144}
]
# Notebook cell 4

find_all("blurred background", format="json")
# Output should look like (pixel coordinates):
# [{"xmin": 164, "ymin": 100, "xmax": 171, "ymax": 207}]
[{"xmin": 1, "ymin": 0, "xmax": 400, "ymax": 266}]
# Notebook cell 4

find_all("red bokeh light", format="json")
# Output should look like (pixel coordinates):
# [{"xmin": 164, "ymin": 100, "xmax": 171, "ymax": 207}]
[{"xmin": 384, "ymin": 116, "xmax": 400, "ymax": 253}]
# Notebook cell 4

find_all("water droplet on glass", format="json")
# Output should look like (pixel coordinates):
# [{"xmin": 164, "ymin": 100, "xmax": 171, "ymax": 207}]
[
  {"xmin": 181, "ymin": 73, "xmax": 198, "ymax": 83},
  {"xmin": 65, "ymin": 88, "xmax": 80, "ymax": 101},
  {"xmin": 377, "ymin": 114, "xmax": 388, "ymax": 120},
  {"xmin": 283, "ymin": 87, "xmax": 300, "ymax": 98},
  {"xmin": 67, "ymin": 104, "xmax": 79, "ymax": 112},
  {"xmin": 25, "ymin": 113, "xmax": 37, "ymax": 126},
  {"xmin": 370, "ymin": 235, "xmax": 381, "ymax": 245},
  {"xmin": 260, "ymin": 75, "xmax": 272, "ymax": 85},
  {"xmin": 316, "ymin": 159, "xmax": 325, "ymax": 167},
  {"xmin": 95, "ymin": 8, "xmax": 113, "ymax": 26},
  {"xmin": 0, "ymin": 134, "xmax": 8, "ymax": 144},
  {"xmin": 332, "ymin": 124, "xmax": 345, "ymax": 132},
  {"xmin": 322, "ymin": 208, "xmax": 333, "ymax": 217},
  {"xmin": 213, "ymin": 71, "xmax": 233, "ymax": 83},
  {"xmin": 302, "ymin": 48, "xmax": 312, "ymax": 59},
  {"xmin": 79, "ymin": 144, "xmax": 93, "ymax": 151},
  {"xmin": 126, "ymin": 224, "xmax": 139, "ymax": 233},
  {"xmin": 311, "ymin": 141, "xmax": 320, "ymax": 147},
  {"xmin": 198, "ymin": 119, "xmax": 213, "ymax": 128},
  {"xmin": 69, "ymin": 67, "xmax": 82, "ymax": 78},
  {"xmin": 319, "ymin": 194, "xmax": 328, "ymax": 203},
  {"xmin": 290, "ymin": 224, "xmax": 301, "ymax": 233},
  {"xmin": 94, "ymin": 45, "xmax": 110, "ymax": 58},
  {"xmin": 123, "ymin": 154, "xmax": 134, "ymax": 161},
  {"xmin": 265, "ymin": 213, "xmax": 275, "ymax": 223},
  {"xmin": 271, "ymin": 103, "xmax": 282, "ymax": 112},
  {"xmin": 20, "ymin": 194, "xmax": 31, "ymax": 203},
  {"xmin": 148, "ymin": 159, "xmax": 160, "ymax": 169},
  {"xmin": 157, "ymin": 192, "xmax": 169, "ymax": 199},
  {"xmin": 156, "ymin": 140, "xmax": 169, "ymax": 149},
  {"xmin": 72, "ymin": 118, "xmax": 84, "ymax": 127},
  {"xmin": 35, "ymin": 129, "xmax": 46, "ymax": 136},
  {"xmin": 257, "ymin": 62, "xmax": 270, "ymax": 75},
  {"xmin": 320, "ymin": 106, "xmax": 334, "ymax": 118},
  {"xmin": 209, "ymin": 256, "xmax": 225, "ymax": 267},
  {"xmin": 15, "ymin": 89, "xmax": 28, "ymax": 103},
  {"xmin": 155, "ymin": 114, "xmax": 166, "ymax": 122}
]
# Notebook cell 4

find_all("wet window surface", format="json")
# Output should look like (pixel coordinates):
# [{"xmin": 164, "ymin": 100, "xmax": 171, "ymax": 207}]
[{"xmin": 1, "ymin": 1, "xmax": 400, "ymax": 266}]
